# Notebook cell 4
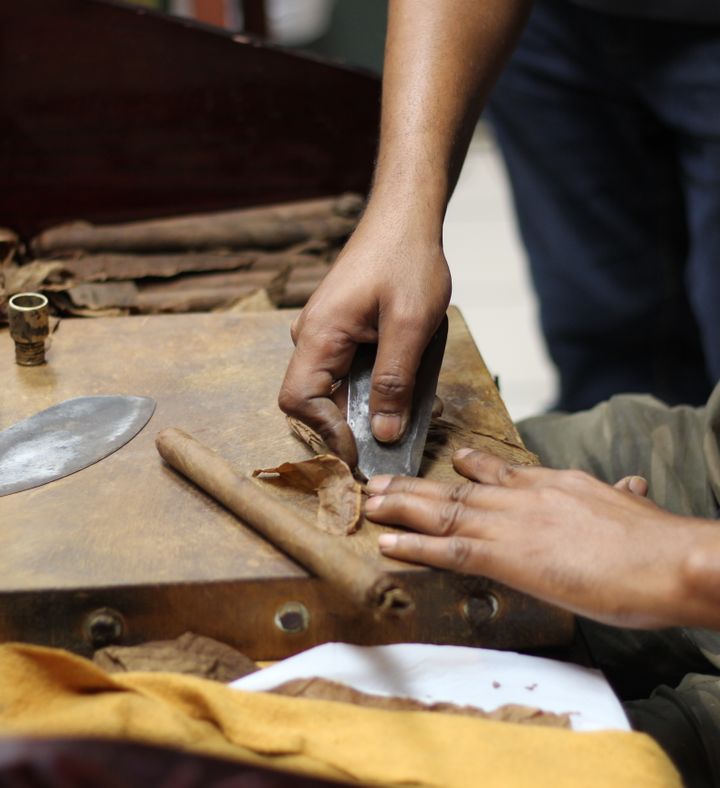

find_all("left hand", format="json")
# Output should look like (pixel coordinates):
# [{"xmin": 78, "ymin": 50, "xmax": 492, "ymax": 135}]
[{"xmin": 365, "ymin": 449, "xmax": 720, "ymax": 629}]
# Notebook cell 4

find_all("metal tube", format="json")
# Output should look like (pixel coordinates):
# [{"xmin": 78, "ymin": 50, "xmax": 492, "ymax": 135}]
[{"xmin": 8, "ymin": 292, "xmax": 49, "ymax": 366}]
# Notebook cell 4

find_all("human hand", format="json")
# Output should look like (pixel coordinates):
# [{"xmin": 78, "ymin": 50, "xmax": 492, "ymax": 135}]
[
  {"xmin": 278, "ymin": 216, "xmax": 451, "ymax": 467},
  {"xmin": 365, "ymin": 450, "xmax": 720, "ymax": 629}
]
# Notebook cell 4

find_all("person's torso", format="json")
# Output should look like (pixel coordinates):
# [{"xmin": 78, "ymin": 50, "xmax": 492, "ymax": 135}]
[{"xmin": 567, "ymin": 0, "xmax": 720, "ymax": 23}]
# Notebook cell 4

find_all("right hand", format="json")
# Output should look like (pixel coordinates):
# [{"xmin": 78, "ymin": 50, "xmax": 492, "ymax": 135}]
[{"xmin": 278, "ymin": 216, "xmax": 451, "ymax": 467}]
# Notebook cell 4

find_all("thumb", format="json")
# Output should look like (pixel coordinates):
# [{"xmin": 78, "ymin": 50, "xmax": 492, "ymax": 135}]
[
  {"xmin": 614, "ymin": 475, "xmax": 649, "ymax": 497},
  {"xmin": 369, "ymin": 317, "xmax": 433, "ymax": 443}
]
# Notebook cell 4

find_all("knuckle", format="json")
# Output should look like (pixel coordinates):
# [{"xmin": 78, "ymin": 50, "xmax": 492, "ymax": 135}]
[
  {"xmin": 448, "ymin": 483, "xmax": 472, "ymax": 503},
  {"xmin": 386, "ymin": 477, "xmax": 420, "ymax": 495},
  {"xmin": 565, "ymin": 469, "xmax": 592, "ymax": 485},
  {"xmin": 385, "ymin": 492, "xmax": 412, "ymax": 518},
  {"xmin": 497, "ymin": 462, "xmax": 520, "ymax": 486},
  {"xmin": 277, "ymin": 385, "xmax": 303, "ymax": 417},
  {"xmin": 403, "ymin": 532, "xmax": 427, "ymax": 558},
  {"xmin": 437, "ymin": 501, "xmax": 464, "ymax": 536},
  {"xmin": 312, "ymin": 330, "xmax": 354, "ymax": 359},
  {"xmin": 536, "ymin": 486, "xmax": 567, "ymax": 509},
  {"xmin": 372, "ymin": 370, "xmax": 412, "ymax": 401},
  {"xmin": 447, "ymin": 536, "xmax": 471, "ymax": 570}
]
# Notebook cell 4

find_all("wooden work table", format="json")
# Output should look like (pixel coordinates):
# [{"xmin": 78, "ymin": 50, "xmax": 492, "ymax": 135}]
[{"xmin": 0, "ymin": 307, "xmax": 573, "ymax": 658}]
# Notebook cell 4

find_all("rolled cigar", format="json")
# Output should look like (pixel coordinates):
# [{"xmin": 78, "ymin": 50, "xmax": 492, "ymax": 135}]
[
  {"xmin": 278, "ymin": 277, "xmax": 327, "ymax": 308},
  {"xmin": 41, "ymin": 250, "xmax": 328, "ymax": 283},
  {"xmin": 49, "ymin": 251, "xmax": 259, "ymax": 282},
  {"xmin": 32, "ymin": 195, "xmax": 363, "ymax": 255},
  {"xmin": 156, "ymin": 428, "xmax": 413, "ymax": 617}
]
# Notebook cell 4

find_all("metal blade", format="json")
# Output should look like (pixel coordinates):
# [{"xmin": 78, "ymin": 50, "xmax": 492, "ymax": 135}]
[
  {"xmin": 0, "ymin": 395, "xmax": 156, "ymax": 496},
  {"xmin": 348, "ymin": 316, "xmax": 448, "ymax": 480}
]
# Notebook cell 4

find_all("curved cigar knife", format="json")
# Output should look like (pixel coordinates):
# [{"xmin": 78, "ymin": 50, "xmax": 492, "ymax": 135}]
[
  {"xmin": 0, "ymin": 395, "xmax": 155, "ymax": 496},
  {"xmin": 348, "ymin": 316, "xmax": 448, "ymax": 480}
]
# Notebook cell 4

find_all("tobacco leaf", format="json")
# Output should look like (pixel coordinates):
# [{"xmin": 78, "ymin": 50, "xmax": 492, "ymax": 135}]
[
  {"xmin": 93, "ymin": 632, "xmax": 259, "ymax": 682},
  {"xmin": 219, "ymin": 288, "xmax": 276, "ymax": 313},
  {"xmin": 69, "ymin": 281, "xmax": 138, "ymax": 309},
  {"xmin": 46, "ymin": 250, "xmax": 258, "ymax": 282},
  {"xmin": 287, "ymin": 413, "xmax": 538, "ymax": 481},
  {"xmin": 1, "ymin": 260, "xmax": 69, "ymax": 297},
  {"xmin": 139, "ymin": 267, "xmax": 287, "ymax": 293},
  {"xmin": 63, "ymin": 267, "xmax": 289, "ymax": 315},
  {"xmin": 424, "ymin": 417, "xmax": 539, "ymax": 470},
  {"xmin": 287, "ymin": 417, "xmax": 329, "ymax": 455},
  {"xmin": 253, "ymin": 455, "xmax": 362, "ymax": 535},
  {"xmin": 0, "ymin": 228, "xmax": 20, "ymax": 267},
  {"xmin": 35, "ymin": 247, "xmax": 332, "ymax": 284},
  {"xmin": 0, "ymin": 260, "xmax": 71, "ymax": 324},
  {"xmin": 270, "ymin": 677, "xmax": 572, "ymax": 729},
  {"xmin": 31, "ymin": 194, "xmax": 362, "ymax": 255}
]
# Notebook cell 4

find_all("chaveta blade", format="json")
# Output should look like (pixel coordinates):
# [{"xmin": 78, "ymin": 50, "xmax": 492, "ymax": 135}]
[
  {"xmin": 348, "ymin": 317, "xmax": 448, "ymax": 480},
  {"xmin": 0, "ymin": 395, "xmax": 156, "ymax": 496}
]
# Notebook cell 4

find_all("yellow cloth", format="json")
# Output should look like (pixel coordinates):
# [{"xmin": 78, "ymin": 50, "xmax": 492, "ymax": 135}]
[{"xmin": 0, "ymin": 643, "xmax": 680, "ymax": 788}]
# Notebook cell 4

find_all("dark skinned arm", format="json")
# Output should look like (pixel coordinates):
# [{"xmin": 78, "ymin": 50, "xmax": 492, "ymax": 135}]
[{"xmin": 278, "ymin": 0, "xmax": 532, "ymax": 466}]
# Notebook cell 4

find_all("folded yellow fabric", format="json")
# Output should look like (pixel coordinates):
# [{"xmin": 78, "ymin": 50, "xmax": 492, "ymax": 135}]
[{"xmin": 0, "ymin": 643, "xmax": 680, "ymax": 788}]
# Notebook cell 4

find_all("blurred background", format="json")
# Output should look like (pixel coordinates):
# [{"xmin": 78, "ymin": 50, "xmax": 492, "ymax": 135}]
[{"xmin": 38, "ymin": 0, "xmax": 559, "ymax": 420}]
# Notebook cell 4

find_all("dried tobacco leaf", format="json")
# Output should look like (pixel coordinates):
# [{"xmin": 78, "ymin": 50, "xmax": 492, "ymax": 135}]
[
  {"xmin": 220, "ymin": 287, "xmax": 276, "ymax": 313},
  {"xmin": 0, "ymin": 228, "xmax": 20, "ymax": 267},
  {"xmin": 31, "ymin": 195, "xmax": 361, "ymax": 255},
  {"xmin": 1, "ymin": 260, "xmax": 69, "ymax": 297},
  {"xmin": 287, "ymin": 416, "xmax": 328, "ymax": 455},
  {"xmin": 425, "ymin": 417, "xmax": 539, "ymax": 469},
  {"xmin": 270, "ymin": 677, "xmax": 572, "ymax": 729},
  {"xmin": 93, "ymin": 632, "xmax": 259, "ymax": 682},
  {"xmin": 253, "ymin": 455, "xmax": 362, "ymax": 535}
]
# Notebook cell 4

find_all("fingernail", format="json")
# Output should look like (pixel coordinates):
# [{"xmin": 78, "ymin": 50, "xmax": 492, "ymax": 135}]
[
  {"xmin": 453, "ymin": 448, "xmax": 473, "ymax": 460},
  {"xmin": 364, "ymin": 495, "xmax": 384, "ymax": 512},
  {"xmin": 378, "ymin": 534, "xmax": 398, "ymax": 550},
  {"xmin": 372, "ymin": 414, "xmax": 403, "ymax": 443},
  {"xmin": 367, "ymin": 475, "xmax": 392, "ymax": 494},
  {"xmin": 628, "ymin": 476, "xmax": 648, "ymax": 496}
]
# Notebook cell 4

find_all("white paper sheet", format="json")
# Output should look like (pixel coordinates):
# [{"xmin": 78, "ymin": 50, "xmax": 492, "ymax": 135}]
[{"xmin": 231, "ymin": 642, "xmax": 629, "ymax": 732}]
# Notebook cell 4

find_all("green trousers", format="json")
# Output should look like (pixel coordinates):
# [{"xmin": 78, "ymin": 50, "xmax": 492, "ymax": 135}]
[{"xmin": 519, "ymin": 385, "xmax": 720, "ymax": 787}]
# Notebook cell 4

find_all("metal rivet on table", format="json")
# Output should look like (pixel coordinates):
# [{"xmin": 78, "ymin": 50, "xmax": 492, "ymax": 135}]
[
  {"xmin": 274, "ymin": 601, "xmax": 310, "ymax": 634},
  {"xmin": 83, "ymin": 607, "xmax": 126, "ymax": 648},
  {"xmin": 462, "ymin": 593, "xmax": 499, "ymax": 627}
]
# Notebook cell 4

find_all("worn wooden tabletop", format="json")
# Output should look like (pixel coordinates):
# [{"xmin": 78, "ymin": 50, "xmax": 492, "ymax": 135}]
[{"xmin": 0, "ymin": 307, "xmax": 573, "ymax": 657}]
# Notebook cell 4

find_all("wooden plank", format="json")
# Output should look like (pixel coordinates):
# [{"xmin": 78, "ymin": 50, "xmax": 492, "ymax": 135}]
[{"xmin": 0, "ymin": 308, "xmax": 573, "ymax": 657}]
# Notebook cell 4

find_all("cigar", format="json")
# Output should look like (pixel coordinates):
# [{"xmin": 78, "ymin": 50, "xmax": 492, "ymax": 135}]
[
  {"xmin": 33, "ymin": 195, "xmax": 363, "ymax": 255},
  {"xmin": 156, "ymin": 428, "xmax": 413, "ymax": 617}
]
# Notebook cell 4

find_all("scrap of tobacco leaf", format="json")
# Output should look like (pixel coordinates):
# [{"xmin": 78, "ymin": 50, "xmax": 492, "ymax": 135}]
[{"xmin": 253, "ymin": 455, "xmax": 362, "ymax": 535}]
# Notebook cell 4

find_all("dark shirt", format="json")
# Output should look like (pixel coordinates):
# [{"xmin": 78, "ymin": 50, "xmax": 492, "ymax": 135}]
[{"xmin": 569, "ymin": 0, "xmax": 720, "ymax": 22}]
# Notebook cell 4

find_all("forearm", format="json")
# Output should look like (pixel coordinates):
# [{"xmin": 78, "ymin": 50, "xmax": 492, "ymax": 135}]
[{"xmin": 366, "ymin": 0, "xmax": 532, "ymax": 240}]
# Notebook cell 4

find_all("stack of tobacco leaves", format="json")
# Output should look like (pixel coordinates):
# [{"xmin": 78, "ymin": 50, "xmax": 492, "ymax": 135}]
[{"xmin": 0, "ymin": 193, "xmax": 363, "ymax": 324}]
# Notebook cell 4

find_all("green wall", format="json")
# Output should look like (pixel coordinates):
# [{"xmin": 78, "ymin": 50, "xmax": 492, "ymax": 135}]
[{"xmin": 308, "ymin": 0, "xmax": 387, "ymax": 74}]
